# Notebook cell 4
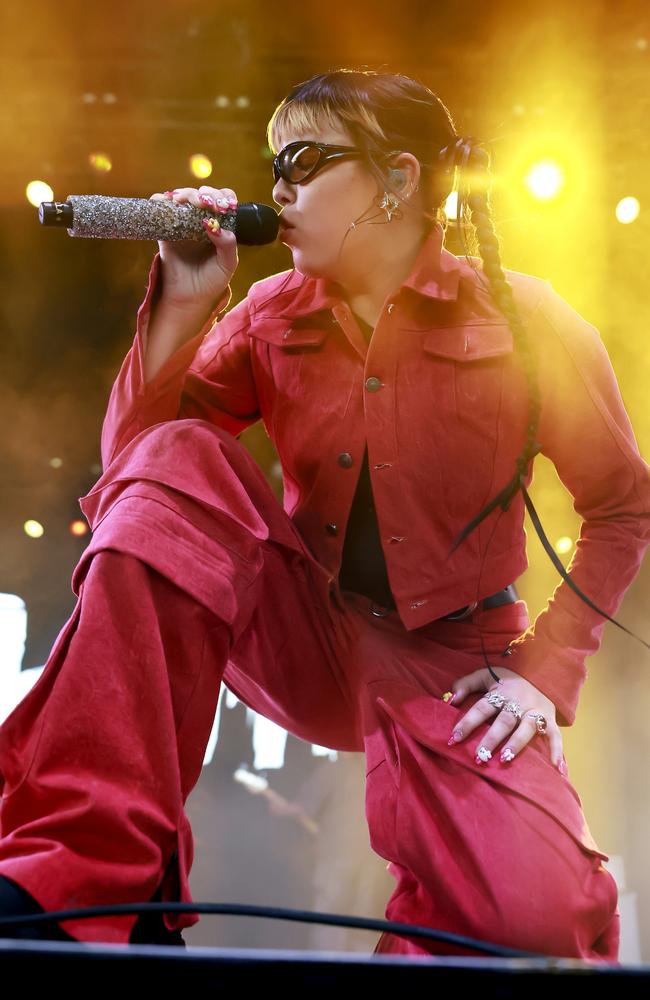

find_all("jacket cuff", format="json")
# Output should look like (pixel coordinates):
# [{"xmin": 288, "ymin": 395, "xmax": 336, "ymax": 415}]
[
  {"xmin": 137, "ymin": 251, "xmax": 233, "ymax": 398},
  {"xmin": 499, "ymin": 629, "xmax": 587, "ymax": 727}
]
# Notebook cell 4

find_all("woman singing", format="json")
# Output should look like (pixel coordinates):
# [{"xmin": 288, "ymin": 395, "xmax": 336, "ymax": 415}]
[{"xmin": 0, "ymin": 68, "xmax": 648, "ymax": 959}]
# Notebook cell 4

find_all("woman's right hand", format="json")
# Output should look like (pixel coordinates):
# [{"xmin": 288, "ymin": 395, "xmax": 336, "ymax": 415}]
[{"xmin": 148, "ymin": 185, "xmax": 240, "ymax": 311}]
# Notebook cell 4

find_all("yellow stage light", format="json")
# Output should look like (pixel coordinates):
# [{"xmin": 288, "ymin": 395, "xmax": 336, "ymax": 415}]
[
  {"xmin": 88, "ymin": 152, "xmax": 112, "ymax": 173},
  {"xmin": 524, "ymin": 160, "xmax": 565, "ymax": 201},
  {"xmin": 70, "ymin": 519, "xmax": 89, "ymax": 537},
  {"xmin": 615, "ymin": 197, "xmax": 640, "ymax": 224},
  {"xmin": 24, "ymin": 520, "xmax": 44, "ymax": 539},
  {"xmin": 189, "ymin": 154, "xmax": 212, "ymax": 179},
  {"xmin": 26, "ymin": 181, "xmax": 53, "ymax": 209},
  {"xmin": 444, "ymin": 190, "xmax": 459, "ymax": 221},
  {"xmin": 555, "ymin": 535, "xmax": 573, "ymax": 555}
]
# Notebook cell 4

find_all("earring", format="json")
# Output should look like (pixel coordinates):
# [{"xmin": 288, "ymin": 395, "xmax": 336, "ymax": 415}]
[{"xmin": 377, "ymin": 191, "xmax": 401, "ymax": 222}]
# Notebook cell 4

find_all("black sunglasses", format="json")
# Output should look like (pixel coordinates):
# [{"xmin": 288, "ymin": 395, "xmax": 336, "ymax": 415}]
[{"xmin": 272, "ymin": 141, "xmax": 366, "ymax": 184}]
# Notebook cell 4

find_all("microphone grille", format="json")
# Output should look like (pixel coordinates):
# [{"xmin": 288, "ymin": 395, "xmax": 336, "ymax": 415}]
[{"xmin": 236, "ymin": 202, "xmax": 279, "ymax": 245}]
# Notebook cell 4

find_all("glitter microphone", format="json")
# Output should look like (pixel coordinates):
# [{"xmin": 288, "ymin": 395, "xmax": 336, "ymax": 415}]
[{"xmin": 38, "ymin": 195, "xmax": 280, "ymax": 246}]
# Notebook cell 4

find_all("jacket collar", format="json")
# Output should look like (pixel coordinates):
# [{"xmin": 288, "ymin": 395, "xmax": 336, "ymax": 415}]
[
  {"xmin": 401, "ymin": 222, "xmax": 463, "ymax": 302},
  {"xmin": 268, "ymin": 223, "xmax": 465, "ymax": 320}
]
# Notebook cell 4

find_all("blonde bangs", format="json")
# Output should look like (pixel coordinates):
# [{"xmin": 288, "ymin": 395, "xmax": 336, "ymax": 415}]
[{"xmin": 267, "ymin": 96, "xmax": 386, "ymax": 154}]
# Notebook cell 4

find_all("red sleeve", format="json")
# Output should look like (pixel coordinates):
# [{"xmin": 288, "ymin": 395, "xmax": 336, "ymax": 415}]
[
  {"xmin": 101, "ymin": 251, "xmax": 260, "ymax": 468},
  {"xmin": 503, "ymin": 283, "xmax": 650, "ymax": 726}
]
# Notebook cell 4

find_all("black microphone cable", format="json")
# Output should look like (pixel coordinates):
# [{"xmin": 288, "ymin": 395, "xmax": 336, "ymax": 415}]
[{"xmin": 0, "ymin": 899, "xmax": 555, "ymax": 959}]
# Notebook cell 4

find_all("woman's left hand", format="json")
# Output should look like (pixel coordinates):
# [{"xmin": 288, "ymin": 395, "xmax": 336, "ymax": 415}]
[{"xmin": 445, "ymin": 667, "xmax": 567, "ymax": 773}]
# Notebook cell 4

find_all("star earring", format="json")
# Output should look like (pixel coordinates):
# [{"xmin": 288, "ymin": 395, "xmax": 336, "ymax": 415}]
[{"xmin": 377, "ymin": 191, "xmax": 402, "ymax": 222}]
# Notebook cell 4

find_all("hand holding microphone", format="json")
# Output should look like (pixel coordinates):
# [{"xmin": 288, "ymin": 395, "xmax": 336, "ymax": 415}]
[
  {"xmin": 150, "ymin": 185, "xmax": 241, "ymax": 312},
  {"xmin": 39, "ymin": 186, "xmax": 280, "ymax": 313}
]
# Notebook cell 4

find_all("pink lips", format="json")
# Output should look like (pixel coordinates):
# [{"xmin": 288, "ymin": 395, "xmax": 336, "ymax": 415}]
[{"xmin": 279, "ymin": 221, "xmax": 296, "ymax": 243}]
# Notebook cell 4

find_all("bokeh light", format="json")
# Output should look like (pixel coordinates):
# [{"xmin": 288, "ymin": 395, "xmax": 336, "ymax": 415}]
[
  {"xmin": 26, "ymin": 180, "xmax": 53, "ymax": 208},
  {"xmin": 189, "ymin": 154, "xmax": 212, "ymax": 179},
  {"xmin": 444, "ymin": 190, "xmax": 459, "ymax": 221},
  {"xmin": 615, "ymin": 196, "xmax": 640, "ymax": 224},
  {"xmin": 555, "ymin": 536, "xmax": 574, "ymax": 555},
  {"xmin": 524, "ymin": 159, "xmax": 565, "ymax": 201},
  {"xmin": 23, "ymin": 520, "xmax": 44, "ymax": 539},
  {"xmin": 88, "ymin": 152, "xmax": 112, "ymax": 173}
]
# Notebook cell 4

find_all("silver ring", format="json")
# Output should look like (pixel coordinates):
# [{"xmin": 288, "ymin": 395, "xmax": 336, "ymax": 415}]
[
  {"xmin": 503, "ymin": 700, "xmax": 523, "ymax": 721},
  {"xmin": 484, "ymin": 690, "xmax": 506, "ymax": 710}
]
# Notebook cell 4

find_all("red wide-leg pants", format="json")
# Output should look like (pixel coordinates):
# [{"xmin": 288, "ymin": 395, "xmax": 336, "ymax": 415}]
[{"xmin": 0, "ymin": 420, "xmax": 620, "ymax": 959}]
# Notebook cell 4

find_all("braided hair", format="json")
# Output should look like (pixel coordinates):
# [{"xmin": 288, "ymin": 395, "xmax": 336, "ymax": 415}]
[
  {"xmin": 438, "ymin": 138, "xmax": 544, "ymax": 682},
  {"xmin": 439, "ymin": 137, "xmax": 542, "ymax": 549}
]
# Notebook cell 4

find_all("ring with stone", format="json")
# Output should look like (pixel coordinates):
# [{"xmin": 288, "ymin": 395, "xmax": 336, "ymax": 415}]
[{"xmin": 526, "ymin": 710, "xmax": 548, "ymax": 735}]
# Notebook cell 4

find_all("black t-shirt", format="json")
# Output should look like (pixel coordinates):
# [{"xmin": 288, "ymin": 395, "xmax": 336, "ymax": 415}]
[{"xmin": 337, "ymin": 313, "xmax": 396, "ymax": 609}]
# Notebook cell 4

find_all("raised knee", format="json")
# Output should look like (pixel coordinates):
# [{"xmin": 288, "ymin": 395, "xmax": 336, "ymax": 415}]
[{"xmin": 134, "ymin": 418, "xmax": 238, "ymax": 455}]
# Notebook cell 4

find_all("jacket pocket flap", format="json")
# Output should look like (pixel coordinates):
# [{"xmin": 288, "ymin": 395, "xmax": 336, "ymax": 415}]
[
  {"xmin": 423, "ymin": 324, "xmax": 513, "ymax": 361},
  {"xmin": 249, "ymin": 320, "xmax": 329, "ymax": 349}
]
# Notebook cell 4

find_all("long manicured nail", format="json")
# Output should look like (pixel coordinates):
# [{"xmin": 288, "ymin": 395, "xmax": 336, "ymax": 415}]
[
  {"xmin": 199, "ymin": 194, "xmax": 216, "ymax": 209},
  {"xmin": 500, "ymin": 748, "xmax": 515, "ymax": 762},
  {"xmin": 202, "ymin": 217, "xmax": 221, "ymax": 235},
  {"xmin": 475, "ymin": 746, "xmax": 492, "ymax": 764},
  {"xmin": 447, "ymin": 729, "xmax": 463, "ymax": 746},
  {"xmin": 557, "ymin": 758, "xmax": 567, "ymax": 775}
]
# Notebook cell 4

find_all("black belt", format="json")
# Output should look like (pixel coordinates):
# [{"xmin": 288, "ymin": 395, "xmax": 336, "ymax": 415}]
[
  {"xmin": 441, "ymin": 583, "xmax": 518, "ymax": 620},
  {"xmin": 368, "ymin": 583, "xmax": 518, "ymax": 619}
]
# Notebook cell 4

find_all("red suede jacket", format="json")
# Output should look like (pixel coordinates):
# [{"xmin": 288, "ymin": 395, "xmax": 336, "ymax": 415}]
[{"xmin": 91, "ymin": 223, "xmax": 650, "ymax": 727}]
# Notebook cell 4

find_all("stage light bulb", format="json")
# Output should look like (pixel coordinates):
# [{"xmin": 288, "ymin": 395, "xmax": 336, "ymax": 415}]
[
  {"xmin": 615, "ymin": 197, "xmax": 640, "ymax": 224},
  {"xmin": 524, "ymin": 160, "xmax": 564, "ymax": 201}
]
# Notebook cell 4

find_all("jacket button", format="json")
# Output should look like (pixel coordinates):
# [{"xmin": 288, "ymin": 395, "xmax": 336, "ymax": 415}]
[
  {"xmin": 325, "ymin": 523, "xmax": 338, "ymax": 535},
  {"xmin": 365, "ymin": 376, "xmax": 383, "ymax": 392},
  {"xmin": 337, "ymin": 452, "xmax": 353, "ymax": 468}
]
